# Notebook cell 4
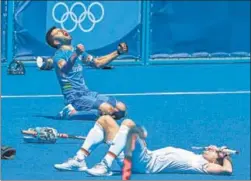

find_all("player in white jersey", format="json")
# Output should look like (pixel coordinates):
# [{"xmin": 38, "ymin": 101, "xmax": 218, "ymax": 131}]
[
  {"xmin": 54, "ymin": 115, "xmax": 233, "ymax": 176},
  {"xmin": 85, "ymin": 119, "xmax": 233, "ymax": 177}
]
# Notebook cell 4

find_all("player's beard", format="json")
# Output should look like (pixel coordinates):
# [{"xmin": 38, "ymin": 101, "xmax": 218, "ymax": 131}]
[
  {"xmin": 61, "ymin": 37, "xmax": 72, "ymax": 46},
  {"xmin": 56, "ymin": 37, "xmax": 72, "ymax": 47}
]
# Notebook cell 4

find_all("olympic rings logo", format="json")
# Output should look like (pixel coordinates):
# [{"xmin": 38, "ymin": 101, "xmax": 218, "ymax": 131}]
[{"xmin": 52, "ymin": 2, "xmax": 104, "ymax": 33}]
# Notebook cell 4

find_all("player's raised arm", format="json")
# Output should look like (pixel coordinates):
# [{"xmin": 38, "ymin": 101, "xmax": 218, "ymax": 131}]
[
  {"xmin": 203, "ymin": 146, "xmax": 233, "ymax": 176},
  {"xmin": 204, "ymin": 156, "xmax": 233, "ymax": 175},
  {"xmin": 82, "ymin": 43, "xmax": 128, "ymax": 68}
]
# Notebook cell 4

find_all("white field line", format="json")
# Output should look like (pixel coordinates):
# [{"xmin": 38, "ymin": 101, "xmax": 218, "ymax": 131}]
[{"xmin": 1, "ymin": 90, "xmax": 250, "ymax": 99}]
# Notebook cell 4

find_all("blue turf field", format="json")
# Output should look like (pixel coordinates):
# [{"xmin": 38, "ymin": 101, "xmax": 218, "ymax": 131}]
[{"xmin": 1, "ymin": 63, "xmax": 250, "ymax": 180}]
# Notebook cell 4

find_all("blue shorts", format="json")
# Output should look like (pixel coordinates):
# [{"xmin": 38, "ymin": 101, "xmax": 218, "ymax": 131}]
[{"xmin": 65, "ymin": 91, "xmax": 117, "ymax": 111}]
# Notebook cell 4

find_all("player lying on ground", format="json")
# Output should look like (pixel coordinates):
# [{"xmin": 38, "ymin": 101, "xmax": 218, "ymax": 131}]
[
  {"xmin": 54, "ymin": 116, "xmax": 233, "ymax": 176},
  {"xmin": 45, "ymin": 27, "xmax": 128, "ymax": 120},
  {"xmin": 54, "ymin": 115, "xmax": 125, "ymax": 171},
  {"xmin": 86, "ymin": 119, "xmax": 233, "ymax": 176}
]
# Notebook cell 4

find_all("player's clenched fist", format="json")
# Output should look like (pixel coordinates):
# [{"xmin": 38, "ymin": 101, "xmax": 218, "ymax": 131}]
[
  {"xmin": 117, "ymin": 42, "xmax": 128, "ymax": 55},
  {"xmin": 75, "ymin": 44, "xmax": 85, "ymax": 55}
]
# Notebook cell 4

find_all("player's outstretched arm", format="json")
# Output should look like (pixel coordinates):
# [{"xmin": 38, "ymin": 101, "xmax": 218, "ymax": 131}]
[
  {"xmin": 94, "ymin": 50, "xmax": 120, "ymax": 68},
  {"xmin": 82, "ymin": 43, "xmax": 128, "ymax": 68},
  {"xmin": 204, "ymin": 156, "xmax": 233, "ymax": 175}
]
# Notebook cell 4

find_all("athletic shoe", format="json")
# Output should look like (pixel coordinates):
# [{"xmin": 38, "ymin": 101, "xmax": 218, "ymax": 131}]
[
  {"xmin": 54, "ymin": 157, "xmax": 87, "ymax": 171},
  {"xmin": 85, "ymin": 159, "xmax": 113, "ymax": 176}
]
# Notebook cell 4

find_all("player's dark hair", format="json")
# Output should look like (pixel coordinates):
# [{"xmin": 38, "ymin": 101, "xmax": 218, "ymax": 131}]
[
  {"xmin": 46, "ymin": 26, "xmax": 58, "ymax": 49},
  {"xmin": 216, "ymin": 157, "xmax": 224, "ymax": 166}
]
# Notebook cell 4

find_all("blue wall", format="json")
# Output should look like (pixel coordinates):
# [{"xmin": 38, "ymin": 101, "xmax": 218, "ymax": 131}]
[
  {"xmin": 1, "ymin": 1, "xmax": 250, "ymax": 63},
  {"xmin": 149, "ymin": 1, "xmax": 250, "ymax": 58},
  {"xmin": 1, "ymin": 0, "xmax": 7, "ymax": 62},
  {"xmin": 13, "ymin": 1, "xmax": 142, "ymax": 59}
]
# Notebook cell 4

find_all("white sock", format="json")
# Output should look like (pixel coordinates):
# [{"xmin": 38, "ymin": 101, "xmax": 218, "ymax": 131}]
[
  {"xmin": 104, "ymin": 125, "xmax": 130, "ymax": 167},
  {"xmin": 77, "ymin": 123, "xmax": 104, "ymax": 160},
  {"xmin": 76, "ymin": 149, "xmax": 87, "ymax": 161},
  {"xmin": 116, "ymin": 152, "xmax": 125, "ymax": 167},
  {"xmin": 104, "ymin": 153, "xmax": 114, "ymax": 167}
]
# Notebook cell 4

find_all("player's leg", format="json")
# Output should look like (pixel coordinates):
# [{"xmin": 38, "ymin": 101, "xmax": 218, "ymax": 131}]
[
  {"xmin": 56, "ymin": 104, "xmax": 101, "ymax": 120},
  {"xmin": 121, "ymin": 127, "xmax": 149, "ymax": 180},
  {"xmin": 54, "ymin": 115, "xmax": 119, "ymax": 171},
  {"xmin": 57, "ymin": 94, "xmax": 127, "ymax": 120},
  {"xmin": 85, "ymin": 119, "xmax": 137, "ymax": 176},
  {"xmin": 56, "ymin": 92, "xmax": 102, "ymax": 120}
]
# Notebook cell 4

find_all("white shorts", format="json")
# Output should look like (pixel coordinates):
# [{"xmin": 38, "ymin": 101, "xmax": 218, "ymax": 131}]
[{"xmin": 131, "ymin": 140, "xmax": 175, "ymax": 174}]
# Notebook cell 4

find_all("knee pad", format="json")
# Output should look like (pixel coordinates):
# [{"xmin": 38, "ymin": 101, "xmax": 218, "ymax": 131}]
[{"xmin": 113, "ymin": 110, "xmax": 127, "ymax": 120}]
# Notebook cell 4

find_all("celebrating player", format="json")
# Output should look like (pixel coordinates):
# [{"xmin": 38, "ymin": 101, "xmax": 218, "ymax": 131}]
[{"xmin": 45, "ymin": 27, "xmax": 128, "ymax": 120}]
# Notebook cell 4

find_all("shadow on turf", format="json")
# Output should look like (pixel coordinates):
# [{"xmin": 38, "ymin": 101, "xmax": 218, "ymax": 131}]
[
  {"xmin": 33, "ymin": 115, "xmax": 58, "ymax": 119},
  {"xmin": 104, "ymin": 171, "xmax": 234, "ymax": 178},
  {"xmin": 21, "ymin": 142, "xmax": 82, "ymax": 145},
  {"xmin": 85, "ymin": 170, "xmax": 122, "ymax": 177},
  {"xmin": 33, "ymin": 114, "xmax": 95, "ymax": 121}
]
